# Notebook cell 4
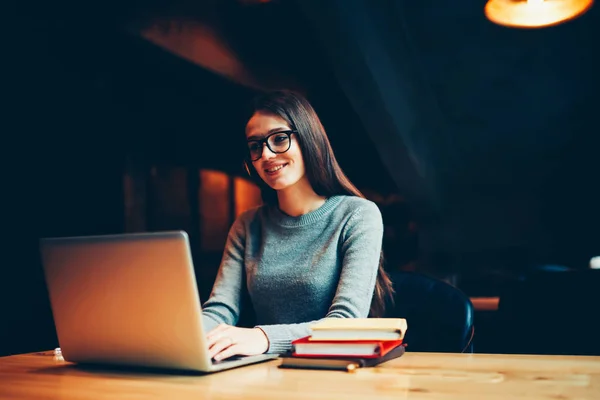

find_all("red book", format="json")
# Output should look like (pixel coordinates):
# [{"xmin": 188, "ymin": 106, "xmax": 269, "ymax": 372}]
[{"xmin": 291, "ymin": 336, "xmax": 404, "ymax": 358}]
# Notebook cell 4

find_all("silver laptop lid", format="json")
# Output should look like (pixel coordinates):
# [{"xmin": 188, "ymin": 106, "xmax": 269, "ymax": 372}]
[{"xmin": 40, "ymin": 231, "xmax": 214, "ymax": 371}]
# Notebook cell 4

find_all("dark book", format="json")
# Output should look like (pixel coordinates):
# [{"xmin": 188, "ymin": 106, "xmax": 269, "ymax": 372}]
[{"xmin": 278, "ymin": 343, "xmax": 406, "ymax": 371}]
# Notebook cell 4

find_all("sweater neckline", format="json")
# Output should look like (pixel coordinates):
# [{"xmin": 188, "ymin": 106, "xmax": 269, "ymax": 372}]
[{"xmin": 269, "ymin": 195, "xmax": 344, "ymax": 227}]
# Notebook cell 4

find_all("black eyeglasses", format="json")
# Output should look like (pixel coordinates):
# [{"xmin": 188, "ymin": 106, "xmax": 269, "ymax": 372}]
[{"xmin": 247, "ymin": 130, "xmax": 298, "ymax": 161}]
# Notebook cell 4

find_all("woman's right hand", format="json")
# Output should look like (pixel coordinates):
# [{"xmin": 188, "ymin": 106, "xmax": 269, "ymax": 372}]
[{"xmin": 206, "ymin": 324, "xmax": 270, "ymax": 360}]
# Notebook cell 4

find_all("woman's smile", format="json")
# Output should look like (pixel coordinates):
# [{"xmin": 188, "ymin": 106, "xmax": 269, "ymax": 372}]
[{"xmin": 264, "ymin": 163, "xmax": 289, "ymax": 176}]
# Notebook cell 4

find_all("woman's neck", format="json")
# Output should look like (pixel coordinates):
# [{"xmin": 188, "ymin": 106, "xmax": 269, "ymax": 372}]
[{"xmin": 276, "ymin": 178, "xmax": 327, "ymax": 217}]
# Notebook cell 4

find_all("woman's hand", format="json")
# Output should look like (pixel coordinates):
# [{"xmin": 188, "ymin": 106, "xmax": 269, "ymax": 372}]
[{"xmin": 206, "ymin": 324, "xmax": 270, "ymax": 361}]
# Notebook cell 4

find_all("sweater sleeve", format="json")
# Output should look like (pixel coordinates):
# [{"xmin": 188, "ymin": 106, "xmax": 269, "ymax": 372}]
[
  {"xmin": 256, "ymin": 201, "xmax": 384, "ymax": 353},
  {"xmin": 201, "ymin": 216, "xmax": 247, "ymax": 334}
]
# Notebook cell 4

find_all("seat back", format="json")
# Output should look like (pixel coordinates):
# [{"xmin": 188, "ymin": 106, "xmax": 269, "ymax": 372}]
[{"xmin": 385, "ymin": 271, "xmax": 474, "ymax": 353}]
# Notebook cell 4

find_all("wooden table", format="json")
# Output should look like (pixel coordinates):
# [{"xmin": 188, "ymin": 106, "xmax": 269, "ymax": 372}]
[{"xmin": 1, "ymin": 350, "xmax": 599, "ymax": 399}]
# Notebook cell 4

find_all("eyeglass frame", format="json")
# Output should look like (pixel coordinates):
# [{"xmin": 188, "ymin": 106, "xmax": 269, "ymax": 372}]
[{"xmin": 246, "ymin": 130, "xmax": 298, "ymax": 161}]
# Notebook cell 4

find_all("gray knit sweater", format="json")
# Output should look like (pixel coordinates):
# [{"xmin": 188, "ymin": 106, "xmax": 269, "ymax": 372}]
[{"xmin": 201, "ymin": 195, "xmax": 384, "ymax": 354}]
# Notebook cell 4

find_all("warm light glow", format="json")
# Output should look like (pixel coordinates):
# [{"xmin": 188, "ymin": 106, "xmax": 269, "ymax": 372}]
[
  {"xmin": 234, "ymin": 177, "xmax": 262, "ymax": 217},
  {"xmin": 199, "ymin": 170, "xmax": 231, "ymax": 251},
  {"xmin": 484, "ymin": 0, "xmax": 594, "ymax": 28}
]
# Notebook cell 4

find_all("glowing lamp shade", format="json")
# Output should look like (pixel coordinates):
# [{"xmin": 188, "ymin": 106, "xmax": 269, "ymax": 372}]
[{"xmin": 484, "ymin": 0, "xmax": 594, "ymax": 28}]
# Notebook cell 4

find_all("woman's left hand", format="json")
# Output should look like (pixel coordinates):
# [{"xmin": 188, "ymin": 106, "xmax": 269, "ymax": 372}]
[{"xmin": 206, "ymin": 324, "xmax": 270, "ymax": 361}]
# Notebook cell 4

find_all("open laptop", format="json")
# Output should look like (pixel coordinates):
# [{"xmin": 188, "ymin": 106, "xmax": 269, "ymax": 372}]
[{"xmin": 39, "ymin": 230, "xmax": 278, "ymax": 373}]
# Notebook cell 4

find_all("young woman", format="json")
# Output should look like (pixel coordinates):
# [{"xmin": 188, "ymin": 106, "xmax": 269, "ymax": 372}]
[{"xmin": 202, "ymin": 90, "xmax": 394, "ymax": 360}]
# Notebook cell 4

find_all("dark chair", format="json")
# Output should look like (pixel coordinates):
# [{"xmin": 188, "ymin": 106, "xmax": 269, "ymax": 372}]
[
  {"xmin": 385, "ymin": 271, "xmax": 474, "ymax": 353},
  {"xmin": 496, "ymin": 269, "xmax": 600, "ymax": 356}
]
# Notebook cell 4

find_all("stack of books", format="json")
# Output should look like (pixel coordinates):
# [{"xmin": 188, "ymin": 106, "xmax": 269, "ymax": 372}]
[{"xmin": 279, "ymin": 318, "xmax": 408, "ymax": 371}]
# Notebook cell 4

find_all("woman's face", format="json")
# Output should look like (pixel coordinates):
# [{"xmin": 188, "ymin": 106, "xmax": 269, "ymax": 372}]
[{"xmin": 246, "ymin": 112, "xmax": 306, "ymax": 191}]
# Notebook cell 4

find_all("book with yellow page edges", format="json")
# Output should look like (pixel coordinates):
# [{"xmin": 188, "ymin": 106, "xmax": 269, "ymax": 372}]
[
  {"xmin": 309, "ymin": 318, "xmax": 407, "ymax": 341},
  {"xmin": 279, "ymin": 318, "xmax": 408, "ymax": 370}
]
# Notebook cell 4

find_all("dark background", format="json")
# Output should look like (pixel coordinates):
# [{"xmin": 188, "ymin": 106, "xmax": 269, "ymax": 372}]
[{"xmin": 3, "ymin": 0, "xmax": 599, "ymax": 356}]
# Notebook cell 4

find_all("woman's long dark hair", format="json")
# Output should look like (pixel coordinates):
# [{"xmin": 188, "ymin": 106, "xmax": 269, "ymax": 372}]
[{"xmin": 246, "ymin": 90, "xmax": 394, "ymax": 317}]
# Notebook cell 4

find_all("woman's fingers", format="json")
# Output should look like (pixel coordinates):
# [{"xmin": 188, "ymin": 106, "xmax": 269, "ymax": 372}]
[
  {"xmin": 213, "ymin": 344, "xmax": 240, "ymax": 361},
  {"xmin": 206, "ymin": 324, "xmax": 231, "ymax": 347},
  {"xmin": 208, "ymin": 336, "xmax": 234, "ymax": 360}
]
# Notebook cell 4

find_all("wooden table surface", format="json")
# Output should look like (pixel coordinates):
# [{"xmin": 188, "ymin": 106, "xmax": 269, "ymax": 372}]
[{"xmin": 1, "ymin": 350, "xmax": 599, "ymax": 399}]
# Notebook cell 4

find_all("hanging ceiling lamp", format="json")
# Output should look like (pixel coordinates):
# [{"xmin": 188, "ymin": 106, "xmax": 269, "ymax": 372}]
[{"xmin": 484, "ymin": 0, "xmax": 594, "ymax": 28}]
